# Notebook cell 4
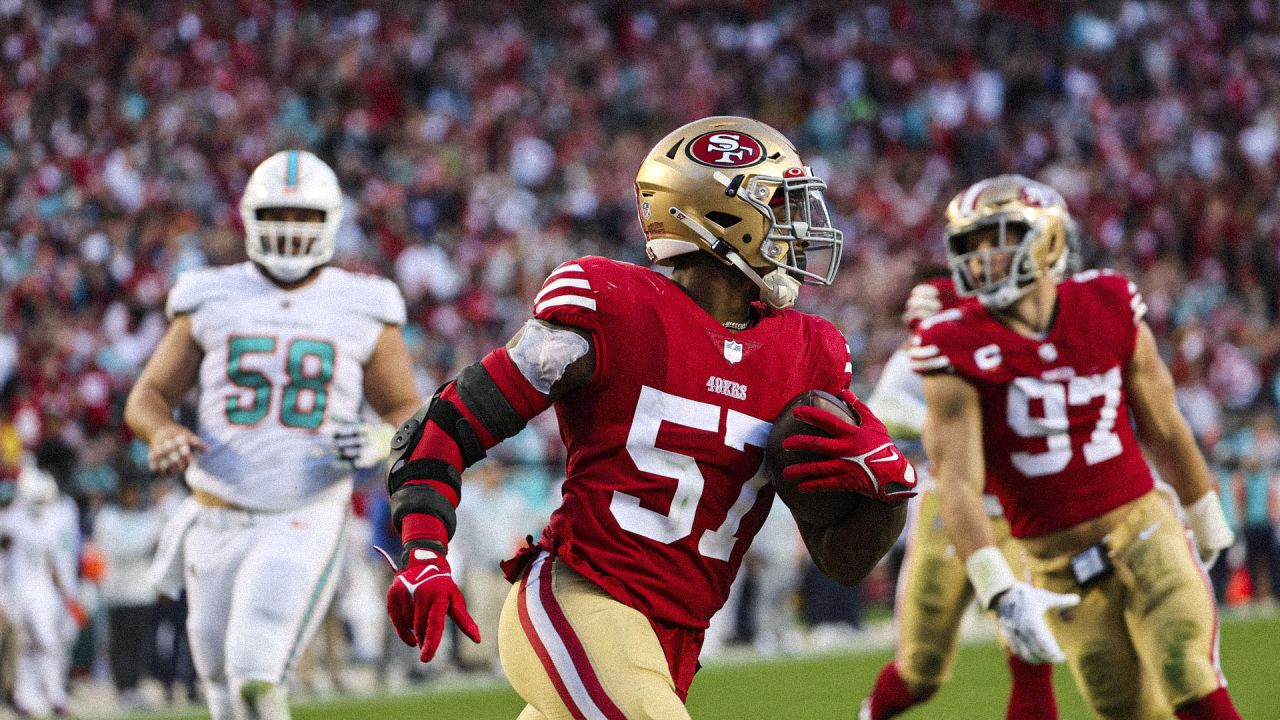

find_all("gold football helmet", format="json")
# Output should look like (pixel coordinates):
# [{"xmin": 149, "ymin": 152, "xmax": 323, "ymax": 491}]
[
  {"xmin": 635, "ymin": 116, "xmax": 842, "ymax": 309},
  {"xmin": 943, "ymin": 174, "xmax": 1076, "ymax": 309}
]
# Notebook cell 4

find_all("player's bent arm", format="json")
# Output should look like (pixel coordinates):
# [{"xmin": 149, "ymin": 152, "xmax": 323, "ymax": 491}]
[
  {"xmin": 796, "ymin": 501, "xmax": 907, "ymax": 586},
  {"xmin": 125, "ymin": 315, "xmax": 202, "ymax": 440},
  {"xmin": 125, "ymin": 315, "xmax": 206, "ymax": 474},
  {"xmin": 1125, "ymin": 322, "xmax": 1233, "ymax": 562},
  {"xmin": 363, "ymin": 325, "xmax": 423, "ymax": 426},
  {"xmin": 384, "ymin": 320, "xmax": 594, "ymax": 659},
  {"xmin": 923, "ymin": 373, "xmax": 994, "ymax": 562},
  {"xmin": 1125, "ymin": 322, "xmax": 1213, "ymax": 504},
  {"xmin": 924, "ymin": 374, "xmax": 1011, "ymax": 608},
  {"xmin": 924, "ymin": 374, "xmax": 1079, "ymax": 664},
  {"xmin": 387, "ymin": 319, "xmax": 595, "ymax": 559}
]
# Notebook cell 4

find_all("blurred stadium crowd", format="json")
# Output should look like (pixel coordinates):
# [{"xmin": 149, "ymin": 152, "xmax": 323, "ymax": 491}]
[{"xmin": 2, "ymin": 0, "xmax": 1280, "ymax": 713}]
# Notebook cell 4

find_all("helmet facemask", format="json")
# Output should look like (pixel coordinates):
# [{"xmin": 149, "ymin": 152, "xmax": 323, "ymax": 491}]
[
  {"xmin": 671, "ymin": 169, "xmax": 842, "ymax": 309},
  {"xmin": 755, "ymin": 172, "xmax": 842, "ymax": 287},
  {"xmin": 246, "ymin": 207, "xmax": 335, "ymax": 283}
]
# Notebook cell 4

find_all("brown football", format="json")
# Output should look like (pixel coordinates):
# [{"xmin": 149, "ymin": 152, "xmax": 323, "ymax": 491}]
[{"xmin": 765, "ymin": 389, "xmax": 866, "ymax": 527}]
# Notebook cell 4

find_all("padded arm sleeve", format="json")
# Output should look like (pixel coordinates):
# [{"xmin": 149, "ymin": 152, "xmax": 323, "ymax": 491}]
[{"xmin": 386, "ymin": 347, "xmax": 553, "ymax": 551}]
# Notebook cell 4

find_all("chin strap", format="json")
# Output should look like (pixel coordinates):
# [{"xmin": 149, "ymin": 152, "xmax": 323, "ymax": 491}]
[{"xmin": 668, "ymin": 206, "xmax": 800, "ymax": 309}]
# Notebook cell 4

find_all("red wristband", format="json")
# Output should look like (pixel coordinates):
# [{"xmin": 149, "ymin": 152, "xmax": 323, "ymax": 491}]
[{"xmin": 401, "ymin": 513, "xmax": 449, "ymax": 548}]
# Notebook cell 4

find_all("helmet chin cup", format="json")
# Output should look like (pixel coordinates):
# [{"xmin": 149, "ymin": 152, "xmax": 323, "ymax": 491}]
[
  {"xmin": 761, "ymin": 268, "xmax": 800, "ymax": 309},
  {"xmin": 259, "ymin": 257, "xmax": 314, "ymax": 283},
  {"xmin": 977, "ymin": 280, "xmax": 1031, "ymax": 309}
]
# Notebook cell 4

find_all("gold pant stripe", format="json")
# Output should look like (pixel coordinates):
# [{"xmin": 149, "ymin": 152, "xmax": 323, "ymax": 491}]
[{"xmin": 517, "ymin": 553, "xmax": 627, "ymax": 720}]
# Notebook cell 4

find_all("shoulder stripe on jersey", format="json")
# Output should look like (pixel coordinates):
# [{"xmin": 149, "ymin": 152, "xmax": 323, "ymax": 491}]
[
  {"xmin": 548, "ymin": 263, "xmax": 585, "ymax": 278},
  {"xmin": 918, "ymin": 307, "xmax": 963, "ymax": 330},
  {"xmin": 911, "ymin": 356, "xmax": 951, "ymax": 372},
  {"xmin": 908, "ymin": 344, "xmax": 941, "ymax": 359},
  {"xmin": 535, "ymin": 295, "xmax": 597, "ymax": 315},
  {"xmin": 535, "ymin": 278, "xmax": 592, "ymax": 305}
]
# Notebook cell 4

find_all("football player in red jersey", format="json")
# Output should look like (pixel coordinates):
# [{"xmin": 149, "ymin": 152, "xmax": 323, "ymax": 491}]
[
  {"xmin": 860, "ymin": 271, "xmax": 1058, "ymax": 720},
  {"xmin": 914, "ymin": 175, "xmax": 1241, "ymax": 720},
  {"xmin": 381, "ymin": 116, "xmax": 917, "ymax": 718}
]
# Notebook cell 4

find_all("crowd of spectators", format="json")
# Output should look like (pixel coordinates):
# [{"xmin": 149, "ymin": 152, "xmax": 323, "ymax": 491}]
[{"xmin": 3, "ymin": 0, "xmax": 1280, "ymax": 712}]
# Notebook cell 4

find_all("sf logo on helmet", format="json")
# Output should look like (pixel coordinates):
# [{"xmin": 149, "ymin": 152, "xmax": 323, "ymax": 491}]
[{"xmin": 686, "ymin": 131, "xmax": 766, "ymax": 168}]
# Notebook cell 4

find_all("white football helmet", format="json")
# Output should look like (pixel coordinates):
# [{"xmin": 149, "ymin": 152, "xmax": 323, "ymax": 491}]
[
  {"xmin": 240, "ymin": 150, "xmax": 344, "ymax": 282},
  {"xmin": 16, "ymin": 463, "xmax": 57, "ymax": 515}
]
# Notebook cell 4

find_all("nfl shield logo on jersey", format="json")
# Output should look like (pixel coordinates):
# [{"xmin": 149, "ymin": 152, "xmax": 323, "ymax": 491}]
[{"xmin": 723, "ymin": 339, "xmax": 743, "ymax": 364}]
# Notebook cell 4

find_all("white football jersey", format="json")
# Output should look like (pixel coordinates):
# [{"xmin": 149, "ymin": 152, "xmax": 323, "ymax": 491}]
[
  {"xmin": 0, "ymin": 504, "xmax": 15, "ymax": 606},
  {"xmin": 168, "ymin": 262, "xmax": 405, "ymax": 511},
  {"xmin": 866, "ymin": 347, "xmax": 926, "ymax": 440},
  {"xmin": 0, "ymin": 499, "xmax": 72, "ymax": 599}
]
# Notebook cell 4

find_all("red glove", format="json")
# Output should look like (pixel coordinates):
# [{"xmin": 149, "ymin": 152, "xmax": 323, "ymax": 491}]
[
  {"xmin": 383, "ymin": 543, "xmax": 481, "ymax": 662},
  {"xmin": 65, "ymin": 597, "xmax": 89, "ymax": 629},
  {"xmin": 781, "ymin": 390, "xmax": 919, "ymax": 504}
]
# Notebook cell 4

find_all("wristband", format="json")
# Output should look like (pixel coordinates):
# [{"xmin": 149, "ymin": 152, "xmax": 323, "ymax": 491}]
[
  {"xmin": 966, "ymin": 545, "xmax": 1018, "ymax": 610},
  {"xmin": 401, "ymin": 513, "xmax": 449, "ymax": 546},
  {"xmin": 400, "ymin": 538, "xmax": 447, "ymax": 568},
  {"xmin": 1184, "ymin": 490, "xmax": 1234, "ymax": 550}
]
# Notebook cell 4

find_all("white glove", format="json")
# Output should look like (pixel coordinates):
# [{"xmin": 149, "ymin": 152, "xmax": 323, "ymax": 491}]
[
  {"xmin": 1184, "ymin": 491, "xmax": 1234, "ymax": 569},
  {"xmin": 331, "ymin": 420, "xmax": 397, "ymax": 469},
  {"xmin": 993, "ymin": 582, "xmax": 1080, "ymax": 665},
  {"xmin": 902, "ymin": 283, "xmax": 943, "ymax": 326},
  {"xmin": 966, "ymin": 545, "xmax": 1079, "ymax": 665}
]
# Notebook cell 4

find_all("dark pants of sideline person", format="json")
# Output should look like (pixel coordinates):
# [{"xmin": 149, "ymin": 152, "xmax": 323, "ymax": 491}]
[
  {"xmin": 107, "ymin": 604, "xmax": 155, "ymax": 692},
  {"xmin": 1243, "ymin": 523, "xmax": 1280, "ymax": 600}
]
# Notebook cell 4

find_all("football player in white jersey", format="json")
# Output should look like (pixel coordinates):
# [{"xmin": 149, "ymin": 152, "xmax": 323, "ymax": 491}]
[
  {"xmin": 5, "ymin": 464, "xmax": 82, "ymax": 718},
  {"xmin": 126, "ymin": 150, "xmax": 421, "ymax": 720}
]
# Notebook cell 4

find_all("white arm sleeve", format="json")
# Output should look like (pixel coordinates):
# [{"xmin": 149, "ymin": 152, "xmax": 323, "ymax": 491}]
[{"xmin": 867, "ymin": 348, "xmax": 927, "ymax": 439}]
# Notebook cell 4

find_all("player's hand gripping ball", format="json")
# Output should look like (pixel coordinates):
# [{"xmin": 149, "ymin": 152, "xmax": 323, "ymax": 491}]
[{"xmin": 766, "ymin": 389, "xmax": 917, "ymax": 526}]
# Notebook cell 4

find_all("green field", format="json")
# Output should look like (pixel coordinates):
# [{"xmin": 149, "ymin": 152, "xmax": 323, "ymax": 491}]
[{"xmin": 142, "ymin": 611, "xmax": 1279, "ymax": 719}]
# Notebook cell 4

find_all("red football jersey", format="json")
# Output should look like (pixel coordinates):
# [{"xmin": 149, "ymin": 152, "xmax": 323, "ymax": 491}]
[
  {"xmin": 528, "ymin": 256, "xmax": 852, "ymax": 630},
  {"xmin": 911, "ymin": 270, "xmax": 1153, "ymax": 538}
]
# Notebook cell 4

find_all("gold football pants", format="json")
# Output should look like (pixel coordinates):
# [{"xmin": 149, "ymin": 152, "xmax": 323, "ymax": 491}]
[
  {"xmin": 498, "ymin": 551, "xmax": 690, "ymax": 720},
  {"xmin": 1031, "ymin": 490, "xmax": 1224, "ymax": 719},
  {"xmin": 893, "ymin": 489, "xmax": 1026, "ymax": 690}
]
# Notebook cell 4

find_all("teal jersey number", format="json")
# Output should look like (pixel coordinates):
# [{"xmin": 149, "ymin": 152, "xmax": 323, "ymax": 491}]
[
  {"xmin": 281, "ymin": 339, "xmax": 335, "ymax": 429},
  {"xmin": 226, "ymin": 336, "xmax": 276, "ymax": 426},
  {"xmin": 225, "ymin": 336, "xmax": 336, "ymax": 430}
]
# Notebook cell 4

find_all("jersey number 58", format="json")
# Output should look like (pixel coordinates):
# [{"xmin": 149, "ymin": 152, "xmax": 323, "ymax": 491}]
[{"xmin": 226, "ymin": 335, "xmax": 336, "ymax": 430}]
